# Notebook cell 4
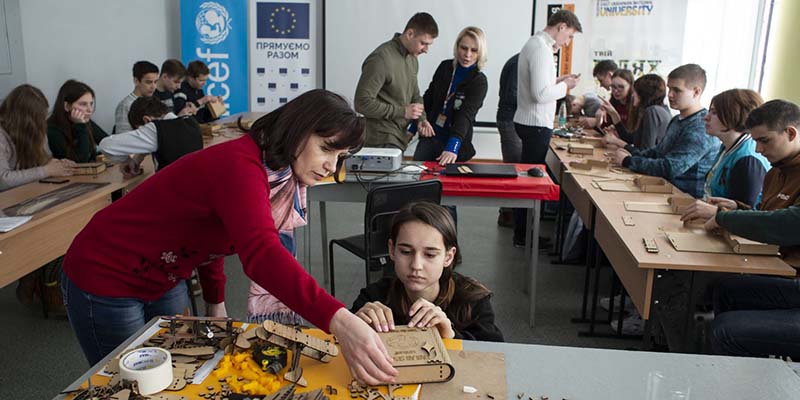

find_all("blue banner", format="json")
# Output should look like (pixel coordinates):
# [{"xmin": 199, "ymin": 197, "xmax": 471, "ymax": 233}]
[
  {"xmin": 256, "ymin": 2, "xmax": 310, "ymax": 39},
  {"xmin": 180, "ymin": 0, "xmax": 248, "ymax": 116}
]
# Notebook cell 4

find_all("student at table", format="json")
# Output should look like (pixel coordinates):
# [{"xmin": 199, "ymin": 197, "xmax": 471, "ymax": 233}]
[
  {"xmin": 47, "ymin": 80, "xmax": 109, "ymax": 163},
  {"xmin": 114, "ymin": 61, "xmax": 159, "ymax": 134},
  {"xmin": 680, "ymin": 89, "xmax": 770, "ymax": 223},
  {"xmin": 565, "ymin": 92, "xmax": 602, "ymax": 122},
  {"xmin": 705, "ymin": 99, "xmax": 800, "ymax": 359},
  {"xmin": 411, "ymin": 26, "xmax": 488, "ymax": 165},
  {"xmin": 595, "ymin": 69, "xmax": 633, "ymax": 129},
  {"xmin": 602, "ymin": 74, "xmax": 671, "ymax": 151},
  {"xmin": 592, "ymin": 59, "xmax": 617, "ymax": 91},
  {"xmin": 0, "ymin": 84, "xmax": 76, "ymax": 192},
  {"xmin": 609, "ymin": 64, "xmax": 718, "ymax": 198},
  {"xmin": 174, "ymin": 60, "xmax": 222, "ymax": 124},
  {"xmin": 351, "ymin": 202, "xmax": 504, "ymax": 342},
  {"xmin": 61, "ymin": 90, "xmax": 399, "ymax": 385},
  {"xmin": 496, "ymin": 53, "xmax": 521, "ymax": 227}
]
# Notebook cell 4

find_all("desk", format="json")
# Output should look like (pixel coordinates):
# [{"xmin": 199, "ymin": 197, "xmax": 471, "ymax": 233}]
[
  {"xmin": 305, "ymin": 163, "xmax": 559, "ymax": 327},
  {"xmin": 546, "ymin": 137, "xmax": 796, "ymax": 347},
  {"xmin": 0, "ymin": 162, "xmax": 154, "ymax": 288},
  {"xmin": 57, "ymin": 317, "xmax": 800, "ymax": 399}
]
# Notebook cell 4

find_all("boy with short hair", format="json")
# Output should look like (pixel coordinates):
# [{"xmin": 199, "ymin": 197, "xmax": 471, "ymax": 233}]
[
  {"xmin": 355, "ymin": 12, "xmax": 438, "ymax": 150},
  {"xmin": 114, "ymin": 61, "xmax": 159, "ymax": 134},
  {"xmin": 174, "ymin": 60, "xmax": 222, "ymax": 123},
  {"xmin": 610, "ymin": 64, "xmax": 719, "ymax": 198},
  {"xmin": 155, "ymin": 59, "xmax": 197, "ymax": 116},
  {"xmin": 592, "ymin": 59, "xmax": 618, "ymax": 90},
  {"xmin": 99, "ymin": 96, "xmax": 202, "ymax": 174},
  {"xmin": 706, "ymin": 99, "xmax": 800, "ymax": 359}
]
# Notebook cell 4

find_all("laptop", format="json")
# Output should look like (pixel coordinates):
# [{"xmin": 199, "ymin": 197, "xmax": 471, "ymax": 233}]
[{"xmin": 444, "ymin": 163, "xmax": 519, "ymax": 178}]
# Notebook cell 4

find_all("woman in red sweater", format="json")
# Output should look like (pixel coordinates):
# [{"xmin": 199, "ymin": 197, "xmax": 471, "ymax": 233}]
[{"xmin": 61, "ymin": 90, "xmax": 398, "ymax": 384}]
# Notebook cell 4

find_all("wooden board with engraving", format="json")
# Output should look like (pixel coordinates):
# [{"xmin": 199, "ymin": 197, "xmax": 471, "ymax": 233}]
[{"xmin": 377, "ymin": 327, "xmax": 455, "ymax": 385}]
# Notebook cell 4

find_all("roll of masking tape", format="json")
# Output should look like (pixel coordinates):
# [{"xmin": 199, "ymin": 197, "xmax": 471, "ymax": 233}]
[{"xmin": 119, "ymin": 347, "xmax": 173, "ymax": 395}]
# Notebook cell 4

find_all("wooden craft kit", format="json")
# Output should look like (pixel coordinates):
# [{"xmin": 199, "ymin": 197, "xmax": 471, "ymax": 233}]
[
  {"xmin": 377, "ymin": 327, "xmax": 455, "ymax": 385},
  {"xmin": 665, "ymin": 231, "xmax": 780, "ymax": 256},
  {"xmin": 73, "ymin": 162, "xmax": 107, "ymax": 175},
  {"xmin": 567, "ymin": 142, "xmax": 595, "ymax": 155},
  {"xmin": 568, "ymin": 159, "xmax": 609, "ymax": 171},
  {"xmin": 207, "ymin": 100, "xmax": 228, "ymax": 120}
]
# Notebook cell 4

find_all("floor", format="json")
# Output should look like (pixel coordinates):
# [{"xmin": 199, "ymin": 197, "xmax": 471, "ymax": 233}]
[{"xmin": 0, "ymin": 203, "xmax": 639, "ymax": 399}]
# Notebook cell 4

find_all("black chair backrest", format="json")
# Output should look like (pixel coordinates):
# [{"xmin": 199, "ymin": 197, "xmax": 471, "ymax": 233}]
[{"xmin": 364, "ymin": 180, "xmax": 443, "ymax": 256}]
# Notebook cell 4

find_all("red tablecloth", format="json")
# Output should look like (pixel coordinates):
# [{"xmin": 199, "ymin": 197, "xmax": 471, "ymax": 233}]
[{"xmin": 419, "ymin": 162, "xmax": 560, "ymax": 201}]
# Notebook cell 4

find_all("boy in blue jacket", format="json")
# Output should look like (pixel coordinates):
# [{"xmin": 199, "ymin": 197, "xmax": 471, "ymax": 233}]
[{"xmin": 610, "ymin": 64, "xmax": 719, "ymax": 198}]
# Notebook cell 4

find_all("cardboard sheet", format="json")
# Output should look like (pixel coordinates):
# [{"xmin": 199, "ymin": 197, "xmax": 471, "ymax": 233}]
[
  {"xmin": 665, "ymin": 231, "xmax": 735, "ymax": 254},
  {"xmin": 422, "ymin": 350, "xmax": 507, "ymax": 400}
]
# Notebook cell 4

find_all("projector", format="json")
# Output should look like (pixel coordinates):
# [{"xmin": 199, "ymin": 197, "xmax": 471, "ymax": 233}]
[{"xmin": 345, "ymin": 147, "xmax": 402, "ymax": 172}]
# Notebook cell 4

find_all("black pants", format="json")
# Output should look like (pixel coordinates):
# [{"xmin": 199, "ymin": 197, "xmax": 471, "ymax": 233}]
[{"xmin": 513, "ymin": 124, "xmax": 553, "ymax": 239}]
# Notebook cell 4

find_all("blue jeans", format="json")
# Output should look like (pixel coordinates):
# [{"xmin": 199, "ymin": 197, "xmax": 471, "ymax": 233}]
[
  {"xmin": 513, "ymin": 124, "xmax": 553, "ymax": 239},
  {"xmin": 62, "ymin": 273, "xmax": 191, "ymax": 366},
  {"xmin": 712, "ymin": 275, "xmax": 800, "ymax": 358}
]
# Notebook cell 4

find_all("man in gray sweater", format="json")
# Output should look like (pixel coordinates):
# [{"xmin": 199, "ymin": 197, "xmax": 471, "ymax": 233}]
[{"xmin": 355, "ymin": 13, "xmax": 438, "ymax": 150}]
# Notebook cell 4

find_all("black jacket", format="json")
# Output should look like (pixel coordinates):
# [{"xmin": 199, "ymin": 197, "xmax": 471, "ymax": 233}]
[
  {"xmin": 350, "ymin": 274, "xmax": 504, "ymax": 342},
  {"xmin": 422, "ymin": 59, "xmax": 488, "ymax": 161}
]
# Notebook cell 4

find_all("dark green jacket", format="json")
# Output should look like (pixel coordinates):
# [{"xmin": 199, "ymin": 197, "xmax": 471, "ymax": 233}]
[
  {"xmin": 355, "ymin": 34, "xmax": 426, "ymax": 150},
  {"xmin": 47, "ymin": 120, "xmax": 109, "ymax": 163}
]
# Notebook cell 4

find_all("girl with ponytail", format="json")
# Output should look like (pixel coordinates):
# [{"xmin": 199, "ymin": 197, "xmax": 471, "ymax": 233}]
[{"xmin": 351, "ymin": 202, "xmax": 504, "ymax": 341}]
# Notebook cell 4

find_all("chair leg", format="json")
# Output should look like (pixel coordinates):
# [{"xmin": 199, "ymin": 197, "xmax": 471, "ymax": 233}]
[{"xmin": 328, "ymin": 241, "xmax": 337, "ymax": 298}]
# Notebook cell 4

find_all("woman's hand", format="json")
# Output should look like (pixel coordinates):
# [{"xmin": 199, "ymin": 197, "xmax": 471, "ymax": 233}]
[
  {"xmin": 407, "ymin": 298, "xmax": 455, "ymax": 339},
  {"xmin": 602, "ymin": 133, "xmax": 626, "ymax": 150},
  {"xmin": 69, "ymin": 108, "xmax": 90, "ymax": 124},
  {"xmin": 600, "ymin": 98, "xmax": 621, "ymax": 124},
  {"xmin": 44, "ymin": 158, "xmax": 77, "ymax": 176},
  {"xmin": 680, "ymin": 200, "xmax": 717, "ymax": 222},
  {"xmin": 437, "ymin": 151, "xmax": 457, "ymax": 165},
  {"xmin": 329, "ymin": 308, "xmax": 398, "ymax": 385},
  {"xmin": 120, "ymin": 155, "xmax": 145, "ymax": 179},
  {"xmin": 354, "ymin": 301, "xmax": 395, "ymax": 332},
  {"xmin": 206, "ymin": 301, "xmax": 228, "ymax": 317},
  {"xmin": 418, "ymin": 120, "xmax": 435, "ymax": 138}
]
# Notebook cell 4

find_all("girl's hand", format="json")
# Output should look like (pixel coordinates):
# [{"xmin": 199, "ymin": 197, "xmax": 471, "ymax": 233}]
[
  {"xmin": 408, "ymin": 298, "xmax": 455, "ymax": 339},
  {"xmin": 69, "ymin": 108, "xmax": 90, "ymax": 124},
  {"xmin": 44, "ymin": 158, "xmax": 77, "ymax": 176},
  {"xmin": 680, "ymin": 200, "xmax": 717, "ymax": 222},
  {"xmin": 354, "ymin": 301, "xmax": 395, "ymax": 332}
]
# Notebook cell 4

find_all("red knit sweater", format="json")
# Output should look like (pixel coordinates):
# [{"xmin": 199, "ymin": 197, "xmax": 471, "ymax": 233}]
[{"xmin": 63, "ymin": 136, "xmax": 343, "ymax": 331}]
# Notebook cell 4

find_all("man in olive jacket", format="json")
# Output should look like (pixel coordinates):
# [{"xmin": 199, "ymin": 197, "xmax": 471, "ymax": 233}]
[{"xmin": 354, "ymin": 12, "xmax": 438, "ymax": 150}]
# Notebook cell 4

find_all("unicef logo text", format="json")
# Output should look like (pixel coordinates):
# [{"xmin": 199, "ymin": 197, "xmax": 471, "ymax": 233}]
[{"xmin": 196, "ymin": 2, "xmax": 232, "ymax": 45}]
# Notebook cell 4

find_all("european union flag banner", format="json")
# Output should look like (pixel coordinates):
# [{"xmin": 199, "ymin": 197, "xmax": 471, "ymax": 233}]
[
  {"xmin": 257, "ymin": 2, "xmax": 310, "ymax": 39},
  {"xmin": 180, "ymin": 0, "xmax": 249, "ymax": 115},
  {"xmin": 249, "ymin": 1, "xmax": 317, "ymax": 112}
]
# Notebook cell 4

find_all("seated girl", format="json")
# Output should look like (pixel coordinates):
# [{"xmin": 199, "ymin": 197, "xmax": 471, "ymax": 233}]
[
  {"xmin": 1, "ymin": 84, "xmax": 75, "ymax": 192},
  {"xmin": 351, "ymin": 202, "xmax": 504, "ymax": 342},
  {"xmin": 47, "ymin": 80, "xmax": 108, "ymax": 163},
  {"xmin": 681, "ymin": 89, "xmax": 770, "ymax": 223},
  {"xmin": 601, "ymin": 74, "xmax": 671, "ymax": 151}
]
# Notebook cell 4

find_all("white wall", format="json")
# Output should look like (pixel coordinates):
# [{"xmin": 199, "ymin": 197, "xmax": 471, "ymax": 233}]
[{"xmin": 18, "ymin": 0, "xmax": 181, "ymax": 131}]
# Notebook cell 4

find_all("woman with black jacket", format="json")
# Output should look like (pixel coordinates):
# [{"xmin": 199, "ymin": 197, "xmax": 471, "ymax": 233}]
[{"xmin": 412, "ymin": 26, "xmax": 488, "ymax": 165}]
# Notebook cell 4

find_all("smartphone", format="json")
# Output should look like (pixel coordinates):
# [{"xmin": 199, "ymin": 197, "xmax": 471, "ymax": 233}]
[{"xmin": 39, "ymin": 178, "xmax": 69, "ymax": 184}]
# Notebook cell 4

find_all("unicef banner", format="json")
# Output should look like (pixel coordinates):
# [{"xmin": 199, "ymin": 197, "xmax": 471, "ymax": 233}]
[
  {"xmin": 249, "ymin": 0, "xmax": 317, "ymax": 112},
  {"xmin": 180, "ymin": 0, "xmax": 249, "ymax": 115}
]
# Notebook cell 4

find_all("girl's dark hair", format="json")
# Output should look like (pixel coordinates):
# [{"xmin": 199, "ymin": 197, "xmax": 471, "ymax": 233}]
[
  {"xmin": 0, "ymin": 84, "xmax": 50, "ymax": 169},
  {"xmin": 128, "ymin": 96, "xmax": 169, "ymax": 128},
  {"xmin": 611, "ymin": 69, "xmax": 635, "ymax": 130},
  {"xmin": 47, "ymin": 80, "xmax": 96, "ymax": 160},
  {"xmin": 630, "ymin": 74, "xmax": 666, "ymax": 131},
  {"xmin": 386, "ymin": 202, "xmax": 490, "ymax": 331},
  {"xmin": 711, "ymin": 89, "xmax": 764, "ymax": 132},
  {"xmin": 248, "ymin": 89, "xmax": 365, "ymax": 170}
]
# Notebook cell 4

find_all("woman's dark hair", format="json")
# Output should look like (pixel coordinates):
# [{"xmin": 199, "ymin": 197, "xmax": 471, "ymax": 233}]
[
  {"xmin": 0, "ymin": 84, "xmax": 50, "ymax": 169},
  {"xmin": 248, "ymin": 89, "xmax": 365, "ymax": 170},
  {"xmin": 47, "ymin": 80, "xmax": 96, "ymax": 160},
  {"xmin": 629, "ymin": 74, "xmax": 666, "ymax": 131},
  {"xmin": 611, "ymin": 69, "xmax": 634, "ymax": 129},
  {"xmin": 386, "ymin": 202, "xmax": 491, "ymax": 331},
  {"xmin": 711, "ymin": 89, "xmax": 764, "ymax": 133}
]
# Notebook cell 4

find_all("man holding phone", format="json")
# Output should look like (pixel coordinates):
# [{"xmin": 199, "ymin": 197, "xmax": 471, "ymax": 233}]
[{"xmin": 512, "ymin": 9, "xmax": 582, "ymax": 247}]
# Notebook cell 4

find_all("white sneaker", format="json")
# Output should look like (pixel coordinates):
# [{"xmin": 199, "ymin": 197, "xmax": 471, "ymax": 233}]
[
  {"xmin": 609, "ymin": 313, "xmax": 644, "ymax": 335},
  {"xmin": 599, "ymin": 295, "xmax": 636, "ymax": 314}
]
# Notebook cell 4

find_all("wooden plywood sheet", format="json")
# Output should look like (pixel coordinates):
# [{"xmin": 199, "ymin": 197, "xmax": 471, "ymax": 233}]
[
  {"xmin": 665, "ymin": 231, "xmax": 733, "ymax": 254},
  {"xmin": 623, "ymin": 201, "xmax": 679, "ymax": 214},
  {"xmin": 422, "ymin": 350, "xmax": 506, "ymax": 400},
  {"xmin": 596, "ymin": 180, "xmax": 640, "ymax": 192}
]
